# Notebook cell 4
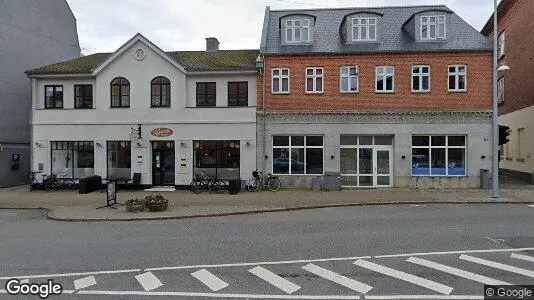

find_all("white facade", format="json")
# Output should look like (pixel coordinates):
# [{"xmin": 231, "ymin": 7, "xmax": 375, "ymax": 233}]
[{"xmin": 30, "ymin": 35, "xmax": 257, "ymax": 186}]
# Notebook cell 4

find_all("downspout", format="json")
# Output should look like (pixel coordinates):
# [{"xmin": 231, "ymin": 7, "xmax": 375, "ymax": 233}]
[{"xmin": 262, "ymin": 56, "xmax": 266, "ymax": 174}]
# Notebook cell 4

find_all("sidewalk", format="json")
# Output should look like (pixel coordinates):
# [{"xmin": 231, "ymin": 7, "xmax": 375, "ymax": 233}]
[{"xmin": 1, "ymin": 180, "xmax": 533, "ymax": 221}]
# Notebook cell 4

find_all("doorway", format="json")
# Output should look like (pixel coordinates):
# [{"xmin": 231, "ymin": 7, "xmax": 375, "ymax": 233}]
[{"xmin": 152, "ymin": 141, "xmax": 175, "ymax": 186}]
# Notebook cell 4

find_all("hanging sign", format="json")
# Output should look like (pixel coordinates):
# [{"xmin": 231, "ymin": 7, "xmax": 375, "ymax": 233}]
[{"xmin": 151, "ymin": 128, "xmax": 173, "ymax": 137}]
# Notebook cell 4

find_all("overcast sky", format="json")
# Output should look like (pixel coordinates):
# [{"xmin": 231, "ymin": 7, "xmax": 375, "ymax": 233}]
[{"xmin": 66, "ymin": 0, "xmax": 495, "ymax": 55}]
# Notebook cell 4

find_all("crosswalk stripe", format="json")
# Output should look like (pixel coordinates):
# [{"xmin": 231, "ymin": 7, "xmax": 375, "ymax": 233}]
[
  {"xmin": 527, "ymin": 205, "xmax": 534, "ymax": 208},
  {"xmin": 407, "ymin": 257, "xmax": 511, "ymax": 285},
  {"xmin": 191, "ymin": 269, "xmax": 228, "ymax": 292},
  {"xmin": 511, "ymin": 253, "xmax": 534, "ymax": 263},
  {"xmin": 302, "ymin": 263, "xmax": 372, "ymax": 294},
  {"xmin": 19, "ymin": 279, "xmax": 29, "ymax": 284},
  {"xmin": 354, "ymin": 259, "xmax": 453, "ymax": 295},
  {"xmin": 249, "ymin": 266, "xmax": 301, "ymax": 294},
  {"xmin": 134, "ymin": 272, "xmax": 163, "ymax": 291},
  {"xmin": 459, "ymin": 254, "xmax": 534, "ymax": 278},
  {"xmin": 73, "ymin": 275, "xmax": 97, "ymax": 290}
]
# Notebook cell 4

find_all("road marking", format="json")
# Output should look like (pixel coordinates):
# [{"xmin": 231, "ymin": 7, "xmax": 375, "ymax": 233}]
[
  {"xmin": 0, "ymin": 289, "xmax": 76, "ymax": 294},
  {"xmin": 0, "ymin": 268, "xmax": 142, "ymax": 280},
  {"xmin": 302, "ymin": 263, "xmax": 372, "ymax": 294},
  {"xmin": 77, "ymin": 290, "xmax": 361, "ymax": 299},
  {"xmin": 249, "ymin": 266, "xmax": 301, "ymax": 294},
  {"xmin": 407, "ymin": 257, "xmax": 510, "ymax": 285},
  {"xmin": 527, "ymin": 205, "xmax": 534, "ymax": 208},
  {"xmin": 191, "ymin": 269, "xmax": 228, "ymax": 292},
  {"xmin": 459, "ymin": 254, "xmax": 534, "ymax": 278},
  {"xmin": 511, "ymin": 253, "xmax": 534, "ymax": 263},
  {"xmin": 375, "ymin": 247, "xmax": 534, "ymax": 258},
  {"xmin": 365, "ymin": 296, "xmax": 483, "ymax": 299},
  {"xmin": 134, "ymin": 272, "xmax": 163, "ymax": 291},
  {"xmin": 73, "ymin": 275, "xmax": 97, "ymax": 290},
  {"xmin": 354, "ymin": 259, "xmax": 453, "ymax": 295},
  {"xmin": 20, "ymin": 279, "xmax": 29, "ymax": 283}
]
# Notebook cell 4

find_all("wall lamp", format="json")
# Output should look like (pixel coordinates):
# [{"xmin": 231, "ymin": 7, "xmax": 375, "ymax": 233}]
[
  {"xmin": 180, "ymin": 141, "xmax": 186, "ymax": 147},
  {"xmin": 34, "ymin": 142, "xmax": 42, "ymax": 147},
  {"xmin": 96, "ymin": 142, "xmax": 103, "ymax": 147}
]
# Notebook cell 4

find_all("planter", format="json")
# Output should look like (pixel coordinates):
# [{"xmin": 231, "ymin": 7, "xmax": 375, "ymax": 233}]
[
  {"xmin": 125, "ymin": 203, "xmax": 145, "ymax": 212},
  {"xmin": 146, "ymin": 203, "xmax": 168, "ymax": 212}
]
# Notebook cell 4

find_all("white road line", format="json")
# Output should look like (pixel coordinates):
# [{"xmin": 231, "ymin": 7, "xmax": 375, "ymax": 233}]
[
  {"xmin": 407, "ymin": 257, "xmax": 511, "ymax": 285},
  {"xmin": 134, "ymin": 272, "xmax": 163, "ymax": 291},
  {"xmin": 191, "ymin": 269, "xmax": 228, "ymax": 292},
  {"xmin": 302, "ymin": 263, "xmax": 372, "ymax": 294},
  {"xmin": 249, "ymin": 266, "xmax": 301, "ymax": 294},
  {"xmin": 527, "ymin": 205, "xmax": 534, "ymax": 208},
  {"xmin": 459, "ymin": 254, "xmax": 534, "ymax": 278},
  {"xmin": 0, "ymin": 268, "xmax": 142, "ymax": 280},
  {"xmin": 365, "ymin": 296, "xmax": 483, "ymax": 300},
  {"xmin": 0, "ymin": 289, "xmax": 75, "ymax": 294},
  {"xmin": 511, "ymin": 253, "xmax": 534, "ymax": 263},
  {"xmin": 73, "ymin": 275, "xmax": 97, "ymax": 290},
  {"xmin": 77, "ymin": 290, "xmax": 361, "ymax": 299},
  {"xmin": 19, "ymin": 279, "xmax": 29, "ymax": 283},
  {"xmin": 354, "ymin": 260, "xmax": 453, "ymax": 295},
  {"xmin": 375, "ymin": 247, "xmax": 534, "ymax": 258}
]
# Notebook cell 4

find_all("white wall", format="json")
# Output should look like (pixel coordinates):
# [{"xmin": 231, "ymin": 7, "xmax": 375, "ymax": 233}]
[{"xmin": 500, "ymin": 105, "xmax": 534, "ymax": 173}]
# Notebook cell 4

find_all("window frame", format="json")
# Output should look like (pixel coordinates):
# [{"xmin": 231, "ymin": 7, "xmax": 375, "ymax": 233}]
[
  {"xmin": 150, "ymin": 76, "xmax": 171, "ymax": 108},
  {"xmin": 227, "ymin": 81, "xmax": 249, "ymax": 107},
  {"xmin": 196, "ymin": 82, "xmax": 217, "ymax": 107},
  {"xmin": 498, "ymin": 31, "xmax": 505, "ymax": 58},
  {"xmin": 272, "ymin": 68, "xmax": 290, "ymax": 94},
  {"xmin": 411, "ymin": 135, "xmax": 467, "ymax": 177},
  {"xmin": 340, "ymin": 66, "xmax": 359, "ymax": 93},
  {"xmin": 110, "ymin": 77, "xmax": 130, "ymax": 108},
  {"xmin": 421, "ymin": 15, "xmax": 446, "ymax": 40},
  {"xmin": 272, "ymin": 135, "xmax": 324, "ymax": 175},
  {"xmin": 305, "ymin": 67, "xmax": 324, "ymax": 94},
  {"xmin": 497, "ymin": 77, "xmax": 504, "ymax": 105},
  {"xmin": 448, "ymin": 65, "xmax": 467, "ymax": 92},
  {"xmin": 285, "ymin": 19, "xmax": 310, "ymax": 43},
  {"xmin": 74, "ymin": 84, "xmax": 93, "ymax": 109},
  {"xmin": 411, "ymin": 65, "xmax": 431, "ymax": 93},
  {"xmin": 351, "ymin": 17, "xmax": 377, "ymax": 42},
  {"xmin": 375, "ymin": 66, "xmax": 395, "ymax": 93},
  {"xmin": 44, "ymin": 85, "xmax": 63, "ymax": 109}
]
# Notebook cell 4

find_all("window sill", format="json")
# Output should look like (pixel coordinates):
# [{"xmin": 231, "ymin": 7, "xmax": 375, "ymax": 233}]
[
  {"xmin": 375, "ymin": 91, "xmax": 395, "ymax": 94},
  {"xmin": 150, "ymin": 106, "xmax": 171, "ymax": 108},
  {"xmin": 448, "ymin": 90, "xmax": 467, "ymax": 93},
  {"xmin": 305, "ymin": 91, "xmax": 324, "ymax": 94},
  {"xmin": 110, "ymin": 106, "xmax": 130, "ymax": 109},
  {"xmin": 272, "ymin": 92, "xmax": 290, "ymax": 95},
  {"xmin": 411, "ymin": 90, "xmax": 431, "ymax": 94},
  {"xmin": 44, "ymin": 107, "xmax": 64, "ymax": 110},
  {"xmin": 340, "ymin": 90, "xmax": 359, "ymax": 94},
  {"xmin": 73, "ymin": 107, "xmax": 95, "ymax": 110}
]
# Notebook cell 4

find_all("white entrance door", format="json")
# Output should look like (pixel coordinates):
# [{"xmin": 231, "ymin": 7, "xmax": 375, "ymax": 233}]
[{"xmin": 340, "ymin": 140, "xmax": 393, "ymax": 187}]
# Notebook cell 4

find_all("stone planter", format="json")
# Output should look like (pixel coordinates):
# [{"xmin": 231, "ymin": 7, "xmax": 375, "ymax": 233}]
[
  {"xmin": 125, "ymin": 203, "xmax": 145, "ymax": 212},
  {"xmin": 146, "ymin": 203, "xmax": 168, "ymax": 212}
]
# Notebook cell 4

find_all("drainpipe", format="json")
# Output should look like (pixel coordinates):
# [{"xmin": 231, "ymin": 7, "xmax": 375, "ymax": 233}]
[{"xmin": 261, "ymin": 55, "xmax": 267, "ymax": 175}]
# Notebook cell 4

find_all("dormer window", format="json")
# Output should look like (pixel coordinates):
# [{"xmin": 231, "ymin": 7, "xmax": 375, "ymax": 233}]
[
  {"xmin": 421, "ymin": 15, "xmax": 446, "ymax": 40},
  {"xmin": 352, "ymin": 17, "xmax": 377, "ymax": 41},
  {"xmin": 285, "ymin": 19, "xmax": 310, "ymax": 43}
]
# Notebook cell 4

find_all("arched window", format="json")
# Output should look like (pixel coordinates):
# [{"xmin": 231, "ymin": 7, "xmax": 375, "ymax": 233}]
[
  {"xmin": 110, "ymin": 77, "xmax": 130, "ymax": 107},
  {"xmin": 151, "ymin": 76, "xmax": 171, "ymax": 107}
]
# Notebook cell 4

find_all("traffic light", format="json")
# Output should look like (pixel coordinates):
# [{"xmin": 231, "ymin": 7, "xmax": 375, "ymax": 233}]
[{"xmin": 498, "ymin": 125, "xmax": 511, "ymax": 145}]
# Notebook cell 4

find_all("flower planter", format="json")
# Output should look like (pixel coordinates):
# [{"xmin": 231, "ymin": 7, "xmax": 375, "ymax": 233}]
[
  {"xmin": 146, "ymin": 203, "xmax": 168, "ymax": 212},
  {"xmin": 125, "ymin": 203, "xmax": 145, "ymax": 212}
]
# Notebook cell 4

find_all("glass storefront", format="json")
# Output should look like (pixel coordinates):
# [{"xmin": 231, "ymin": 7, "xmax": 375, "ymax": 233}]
[
  {"xmin": 51, "ymin": 141, "xmax": 94, "ymax": 178},
  {"xmin": 107, "ymin": 141, "xmax": 131, "ymax": 179},
  {"xmin": 193, "ymin": 140, "xmax": 240, "ymax": 180}
]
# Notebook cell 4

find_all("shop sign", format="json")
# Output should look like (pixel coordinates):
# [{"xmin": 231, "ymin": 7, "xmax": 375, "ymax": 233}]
[{"xmin": 151, "ymin": 128, "xmax": 173, "ymax": 137}]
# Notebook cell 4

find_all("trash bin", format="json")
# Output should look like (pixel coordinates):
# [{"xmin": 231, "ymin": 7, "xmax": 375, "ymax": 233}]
[
  {"xmin": 312, "ymin": 177, "xmax": 322, "ymax": 191},
  {"xmin": 228, "ymin": 178, "xmax": 240, "ymax": 195},
  {"xmin": 324, "ymin": 172, "xmax": 341, "ymax": 191},
  {"xmin": 79, "ymin": 175, "xmax": 102, "ymax": 194},
  {"xmin": 480, "ymin": 169, "xmax": 490, "ymax": 190}
]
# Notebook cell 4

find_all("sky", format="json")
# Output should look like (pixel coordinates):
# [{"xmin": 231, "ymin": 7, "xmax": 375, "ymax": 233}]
[{"xmin": 66, "ymin": 0, "xmax": 496, "ymax": 55}]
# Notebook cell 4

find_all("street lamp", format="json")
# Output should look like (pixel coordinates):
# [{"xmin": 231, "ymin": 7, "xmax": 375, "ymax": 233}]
[{"xmin": 491, "ymin": 0, "xmax": 510, "ymax": 199}]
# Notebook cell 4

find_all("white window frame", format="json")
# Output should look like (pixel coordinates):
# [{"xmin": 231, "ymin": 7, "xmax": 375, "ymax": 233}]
[
  {"xmin": 411, "ymin": 135, "xmax": 467, "ymax": 177},
  {"xmin": 412, "ymin": 65, "xmax": 431, "ymax": 92},
  {"xmin": 497, "ymin": 77, "xmax": 504, "ymax": 104},
  {"xmin": 285, "ymin": 19, "xmax": 310, "ymax": 43},
  {"xmin": 272, "ymin": 135, "xmax": 324, "ymax": 175},
  {"xmin": 375, "ymin": 66, "xmax": 395, "ymax": 93},
  {"xmin": 351, "ymin": 17, "xmax": 377, "ymax": 41},
  {"xmin": 448, "ymin": 65, "xmax": 467, "ymax": 92},
  {"xmin": 305, "ymin": 67, "xmax": 324, "ymax": 94},
  {"xmin": 421, "ymin": 15, "xmax": 446, "ymax": 40},
  {"xmin": 498, "ymin": 31, "xmax": 505, "ymax": 58},
  {"xmin": 272, "ymin": 68, "xmax": 290, "ymax": 94},
  {"xmin": 340, "ymin": 66, "xmax": 359, "ymax": 93}
]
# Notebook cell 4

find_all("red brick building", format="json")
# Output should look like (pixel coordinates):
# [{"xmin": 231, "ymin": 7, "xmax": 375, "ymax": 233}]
[{"xmin": 257, "ymin": 5, "xmax": 493, "ymax": 188}]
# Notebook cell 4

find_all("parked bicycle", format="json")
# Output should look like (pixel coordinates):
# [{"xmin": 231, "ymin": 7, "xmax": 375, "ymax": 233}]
[
  {"xmin": 246, "ymin": 170, "xmax": 281, "ymax": 192},
  {"xmin": 29, "ymin": 171, "xmax": 46, "ymax": 191},
  {"xmin": 189, "ymin": 171, "xmax": 227, "ymax": 194},
  {"xmin": 30, "ymin": 171, "xmax": 76, "ymax": 191}
]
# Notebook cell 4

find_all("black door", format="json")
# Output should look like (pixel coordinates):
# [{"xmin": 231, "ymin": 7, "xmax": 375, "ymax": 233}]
[{"xmin": 152, "ymin": 142, "xmax": 175, "ymax": 186}]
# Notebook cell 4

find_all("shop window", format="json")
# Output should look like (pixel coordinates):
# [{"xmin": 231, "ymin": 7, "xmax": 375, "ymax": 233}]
[
  {"xmin": 51, "ymin": 141, "xmax": 94, "ymax": 178},
  {"xmin": 411, "ymin": 135, "xmax": 466, "ymax": 176},
  {"xmin": 272, "ymin": 135, "xmax": 323, "ymax": 175},
  {"xmin": 107, "ymin": 141, "xmax": 131, "ymax": 178},
  {"xmin": 193, "ymin": 140, "xmax": 240, "ymax": 179}
]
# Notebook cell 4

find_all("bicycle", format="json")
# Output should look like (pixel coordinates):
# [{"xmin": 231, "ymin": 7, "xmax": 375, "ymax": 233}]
[
  {"xmin": 29, "ymin": 171, "xmax": 45, "ymax": 191},
  {"xmin": 43, "ymin": 174, "xmax": 76, "ymax": 191},
  {"xmin": 247, "ymin": 170, "xmax": 281, "ymax": 192},
  {"xmin": 189, "ymin": 171, "xmax": 227, "ymax": 194}
]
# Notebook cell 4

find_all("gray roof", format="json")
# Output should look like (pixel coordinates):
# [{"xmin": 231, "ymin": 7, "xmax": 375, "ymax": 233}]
[{"xmin": 261, "ymin": 5, "xmax": 492, "ymax": 55}]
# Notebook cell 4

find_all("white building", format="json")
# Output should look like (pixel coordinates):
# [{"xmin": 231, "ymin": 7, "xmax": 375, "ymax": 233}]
[{"xmin": 27, "ymin": 34, "xmax": 259, "ymax": 187}]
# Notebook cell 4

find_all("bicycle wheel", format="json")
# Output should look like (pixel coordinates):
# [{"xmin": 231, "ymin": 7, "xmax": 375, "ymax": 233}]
[
  {"xmin": 44, "ymin": 180, "xmax": 57, "ymax": 191},
  {"xmin": 190, "ymin": 180, "xmax": 203, "ymax": 194},
  {"xmin": 247, "ymin": 179, "xmax": 260, "ymax": 192},
  {"xmin": 64, "ymin": 178, "xmax": 76, "ymax": 190},
  {"xmin": 267, "ymin": 178, "xmax": 281, "ymax": 192},
  {"xmin": 211, "ymin": 180, "xmax": 227, "ymax": 194}
]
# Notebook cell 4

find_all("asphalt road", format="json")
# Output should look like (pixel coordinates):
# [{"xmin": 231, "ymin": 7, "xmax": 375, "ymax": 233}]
[{"xmin": 0, "ymin": 204, "xmax": 533, "ymax": 299}]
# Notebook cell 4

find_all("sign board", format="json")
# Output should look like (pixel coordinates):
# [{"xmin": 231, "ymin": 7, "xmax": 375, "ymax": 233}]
[
  {"xmin": 151, "ymin": 128, "xmax": 173, "ymax": 137},
  {"xmin": 107, "ymin": 181, "xmax": 117, "ymax": 203}
]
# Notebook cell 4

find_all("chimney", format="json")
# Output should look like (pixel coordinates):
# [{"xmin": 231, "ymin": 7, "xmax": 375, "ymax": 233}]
[{"xmin": 205, "ymin": 37, "xmax": 219, "ymax": 52}]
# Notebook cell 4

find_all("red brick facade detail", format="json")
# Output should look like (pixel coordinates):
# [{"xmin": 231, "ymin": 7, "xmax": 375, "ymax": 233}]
[{"xmin": 257, "ymin": 52, "xmax": 492, "ymax": 111}]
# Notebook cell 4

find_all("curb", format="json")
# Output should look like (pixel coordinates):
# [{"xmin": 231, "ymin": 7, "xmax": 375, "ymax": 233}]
[{"xmin": 37, "ymin": 200, "xmax": 534, "ymax": 222}]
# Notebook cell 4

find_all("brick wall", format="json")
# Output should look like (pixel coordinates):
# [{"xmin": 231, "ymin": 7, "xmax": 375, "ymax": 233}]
[
  {"xmin": 483, "ymin": 0, "xmax": 534, "ymax": 115},
  {"xmin": 257, "ymin": 52, "xmax": 492, "ymax": 111}
]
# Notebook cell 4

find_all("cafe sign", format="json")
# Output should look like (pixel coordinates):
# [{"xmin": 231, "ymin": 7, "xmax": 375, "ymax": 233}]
[{"xmin": 151, "ymin": 128, "xmax": 173, "ymax": 137}]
